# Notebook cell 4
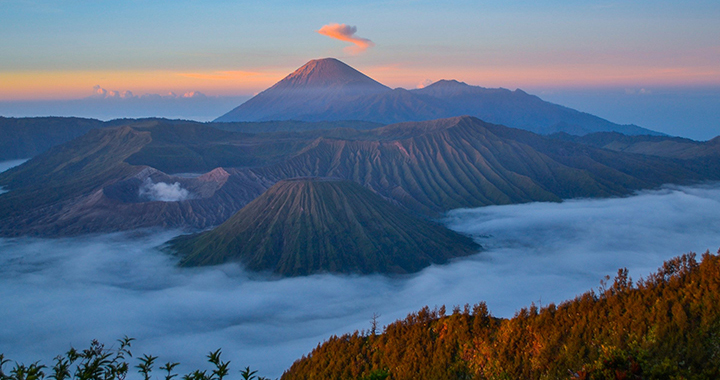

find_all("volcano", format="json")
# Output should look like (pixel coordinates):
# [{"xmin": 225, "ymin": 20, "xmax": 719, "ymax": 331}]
[
  {"xmin": 169, "ymin": 177, "xmax": 480, "ymax": 276},
  {"xmin": 214, "ymin": 58, "xmax": 390, "ymax": 122},
  {"xmin": 215, "ymin": 58, "xmax": 660, "ymax": 136}
]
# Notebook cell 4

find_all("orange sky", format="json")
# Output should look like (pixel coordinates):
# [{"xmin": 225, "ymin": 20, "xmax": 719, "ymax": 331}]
[
  {"xmin": 3, "ymin": 63, "xmax": 719, "ymax": 101},
  {"xmin": 0, "ymin": 70, "xmax": 288, "ymax": 101}
]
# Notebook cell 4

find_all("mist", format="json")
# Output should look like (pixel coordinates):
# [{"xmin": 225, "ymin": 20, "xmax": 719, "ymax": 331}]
[{"xmin": 2, "ymin": 184, "xmax": 720, "ymax": 377}]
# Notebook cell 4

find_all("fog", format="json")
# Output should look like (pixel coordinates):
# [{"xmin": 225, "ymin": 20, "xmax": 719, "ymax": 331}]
[{"xmin": 2, "ymin": 183, "xmax": 720, "ymax": 378}]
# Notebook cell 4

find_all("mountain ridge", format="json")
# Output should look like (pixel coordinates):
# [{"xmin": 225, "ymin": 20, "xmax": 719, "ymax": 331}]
[
  {"xmin": 1, "ymin": 116, "xmax": 718, "ymax": 236},
  {"xmin": 215, "ymin": 58, "xmax": 661, "ymax": 136}
]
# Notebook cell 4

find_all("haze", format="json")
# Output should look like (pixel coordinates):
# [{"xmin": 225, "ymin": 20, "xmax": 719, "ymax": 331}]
[{"xmin": 2, "ymin": 174, "xmax": 719, "ymax": 377}]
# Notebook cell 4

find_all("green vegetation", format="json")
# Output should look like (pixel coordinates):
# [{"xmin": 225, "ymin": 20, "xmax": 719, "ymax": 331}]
[
  {"xmin": 0, "ymin": 339, "xmax": 269, "ymax": 380},
  {"xmin": 282, "ymin": 251, "xmax": 720, "ymax": 379},
  {"xmin": 170, "ymin": 178, "xmax": 479, "ymax": 275}
]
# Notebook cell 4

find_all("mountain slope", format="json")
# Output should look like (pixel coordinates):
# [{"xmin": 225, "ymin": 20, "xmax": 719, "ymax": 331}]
[
  {"xmin": 0, "ymin": 116, "xmax": 106, "ymax": 160},
  {"xmin": 413, "ymin": 80, "xmax": 656, "ymax": 135},
  {"xmin": 282, "ymin": 252, "xmax": 720, "ymax": 379},
  {"xmin": 216, "ymin": 58, "xmax": 660, "ymax": 136},
  {"xmin": 2, "ymin": 116, "xmax": 717, "ymax": 236},
  {"xmin": 549, "ymin": 131, "xmax": 720, "ymax": 159},
  {"xmin": 247, "ymin": 116, "xmax": 710, "ymax": 215},
  {"xmin": 0, "ymin": 122, "xmax": 283, "ymax": 236},
  {"xmin": 170, "ymin": 178, "xmax": 480, "ymax": 275},
  {"xmin": 215, "ymin": 58, "xmax": 390, "ymax": 122}
]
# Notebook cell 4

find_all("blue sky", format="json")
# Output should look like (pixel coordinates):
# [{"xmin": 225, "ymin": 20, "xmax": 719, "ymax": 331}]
[{"xmin": 0, "ymin": 0, "xmax": 718, "ymax": 138}]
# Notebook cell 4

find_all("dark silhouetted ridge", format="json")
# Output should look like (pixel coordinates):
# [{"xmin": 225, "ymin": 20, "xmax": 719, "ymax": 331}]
[{"xmin": 169, "ymin": 177, "xmax": 479, "ymax": 276}]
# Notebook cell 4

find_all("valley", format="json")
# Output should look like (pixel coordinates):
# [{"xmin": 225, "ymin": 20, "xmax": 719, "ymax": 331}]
[{"xmin": 2, "ymin": 182, "xmax": 720, "ymax": 378}]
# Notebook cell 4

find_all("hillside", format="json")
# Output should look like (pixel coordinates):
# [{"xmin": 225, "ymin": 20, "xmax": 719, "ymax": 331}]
[
  {"xmin": 248, "ymin": 116, "xmax": 717, "ymax": 215},
  {"xmin": 0, "ymin": 121, "xmax": 285, "ymax": 236},
  {"xmin": 216, "ymin": 58, "xmax": 660, "ymax": 136},
  {"xmin": 282, "ymin": 251, "xmax": 720, "ymax": 379},
  {"xmin": 1, "ymin": 116, "xmax": 718, "ymax": 236},
  {"xmin": 0, "ymin": 116, "xmax": 106, "ymax": 160},
  {"xmin": 169, "ymin": 178, "xmax": 479, "ymax": 276},
  {"xmin": 550, "ymin": 131, "xmax": 720, "ymax": 159}
]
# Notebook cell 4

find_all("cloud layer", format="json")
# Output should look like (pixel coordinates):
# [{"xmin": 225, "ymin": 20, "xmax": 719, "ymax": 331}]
[
  {"xmin": 1, "ymin": 184, "xmax": 720, "ymax": 377},
  {"xmin": 317, "ymin": 23, "xmax": 374, "ymax": 55},
  {"xmin": 91, "ymin": 86, "xmax": 207, "ymax": 100}
]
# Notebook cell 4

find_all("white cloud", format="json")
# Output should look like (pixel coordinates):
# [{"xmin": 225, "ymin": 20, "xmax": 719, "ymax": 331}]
[
  {"xmin": 1, "ymin": 184, "xmax": 720, "ymax": 377},
  {"xmin": 89, "ymin": 87, "xmax": 206, "ymax": 100},
  {"xmin": 182, "ymin": 91, "xmax": 206, "ymax": 99}
]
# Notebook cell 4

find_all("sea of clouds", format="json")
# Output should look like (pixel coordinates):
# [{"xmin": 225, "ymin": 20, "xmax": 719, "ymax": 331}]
[{"xmin": 1, "ymin": 171, "xmax": 720, "ymax": 377}]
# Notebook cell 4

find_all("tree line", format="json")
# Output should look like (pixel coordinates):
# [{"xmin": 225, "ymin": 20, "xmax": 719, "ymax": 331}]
[{"xmin": 282, "ymin": 251, "xmax": 720, "ymax": 379}]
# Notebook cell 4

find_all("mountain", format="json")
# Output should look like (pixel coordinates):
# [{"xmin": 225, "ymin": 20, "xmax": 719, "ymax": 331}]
[
  {"xmin": 550, "ymin": 131, "xmax": 720, "ymax": 159},
  {"xmin": 0, "ymin": 121, "xmax": 286, "ymax": 236},
  {"xmin": 169, "ymin": 177, "xmax": 480, "ymax": 276},
  {"xmin": 215, "ymin": 59, "xmax": 660, "ymax": 136},
  {"xmin": 2, "ymin": 116, "xmax": 718, "ymax": 236},
  {"xmin": 0, "ymin": 116, "xmax": 106, "ymax": 160},
  {"xmin": 412, "ymin": 80, "xmax": 656, "ymax": 135},
  {"xmin": 215, "ymin": 58, "xmax": 390, "ymax": 122},
  {"xmin": 245, "ymin": 116, "xmax": 717, "ymax": 215}
]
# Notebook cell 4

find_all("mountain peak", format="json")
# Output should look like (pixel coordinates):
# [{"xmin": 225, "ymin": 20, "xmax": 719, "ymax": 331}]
[
  {"xmin": 426, "ymin": 79, "xmax": 470, "ymax": 88},
  {"xmin": 214, "ymin": 58, "xmax": 390, "ymax": 122},
  {"xmin": 271, "ymin": 58, "xmax": 389, "ymax": 90}
]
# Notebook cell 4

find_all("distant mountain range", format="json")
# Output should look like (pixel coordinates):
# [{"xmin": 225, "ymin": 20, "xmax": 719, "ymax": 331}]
[
  {"xmin": 0, "ymin": 116, "xmax": 382, "ymax": 160},
  {"xmin": 2, "ymin": 116, "xmax": 717, "ymax": 239},
  {"xmin": 216, "ymin": 58, "xmax": 660, "ymax": 136},
  {"xmin": 169, "ymin": 178, "xmax": 479, "ymax": 276},
  {"xmin": 2, "ymin": 115, "xmax": 720, "ymax": 274}
]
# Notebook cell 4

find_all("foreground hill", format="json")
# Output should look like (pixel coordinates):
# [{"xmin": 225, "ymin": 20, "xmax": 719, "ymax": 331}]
[
  {"xmin": 1, "ymin": 116, "xmax": 718, "ymax": 236},
  {"xmin": 169, "ymin": 178, "xmax": 479, "ymax": 276},
  {"xmin": 216, "ymin": 58, "xmax": 659, "ymax": 136},
  {"xmin": 282, "ymin": 251, "xmax": 720, "ymax": 379}
]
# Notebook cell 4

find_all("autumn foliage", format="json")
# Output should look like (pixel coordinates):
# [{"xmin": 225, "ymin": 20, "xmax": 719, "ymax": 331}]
[{"xmin": 282, "ymin": 251, "xmax": 720, "ymax": 379}]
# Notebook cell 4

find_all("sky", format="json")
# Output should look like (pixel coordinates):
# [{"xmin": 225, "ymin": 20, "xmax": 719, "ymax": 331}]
[
  {"xmin": 0, "ymin": 0, "xmax": 719, "ymax": 137},
  {"xmin": 2, "ymin": 179, "xmax": 720, "ymax": 378}
]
